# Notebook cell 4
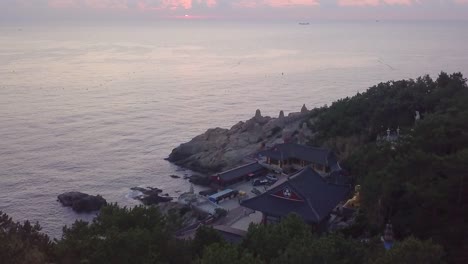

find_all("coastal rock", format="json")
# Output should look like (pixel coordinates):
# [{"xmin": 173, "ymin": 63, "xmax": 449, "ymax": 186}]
[
  {"xmin": 157, "ymin": 202, "xmax": 206, "ymax": 227},
  {"xmin": 131, "ymin": 187, "xmax": 173, "ymax": 205},
  {"xmin": 131, "ymin": 186, "xmax": 162, "ymax": 194},
  {"xmin": 188, "ymin": 174, "xmax": 212, "ymax": 186},
  {"xmin": 57, "ymin": 192, "xmax": 107, "ymax": 213},
  {"xmin": 167, "ymin": 105, "xmax": 316, "ymax": 173}
]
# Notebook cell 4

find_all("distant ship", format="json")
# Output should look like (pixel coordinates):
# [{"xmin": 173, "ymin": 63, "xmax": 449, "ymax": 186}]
[{"xmin": 299, "ymin": 22, "xmax": 310, "ymax": 25}]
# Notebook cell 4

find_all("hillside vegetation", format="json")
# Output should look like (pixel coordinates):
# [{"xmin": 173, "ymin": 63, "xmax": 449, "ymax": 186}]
[{"xmin": 310, "ymin": 72, "xmax": 468, "ymax": 263}]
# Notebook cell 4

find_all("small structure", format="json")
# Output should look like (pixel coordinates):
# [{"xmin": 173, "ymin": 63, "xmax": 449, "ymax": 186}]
[
  {"xmin": 377, "ymin": 127, "xmax": 400, "ymax": 144},
  {"xmin": 241, "ymin": 167, "xmax": 350, "ymax": 231},
  {"xmin": 211, "ymin": 162, "xmax": 268, "ymax": 187},
  {"xmin": 257, "ymin": 143, "xmax": 340, "ymax": 175}
]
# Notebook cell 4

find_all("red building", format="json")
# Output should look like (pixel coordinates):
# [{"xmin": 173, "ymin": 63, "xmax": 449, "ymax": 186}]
[{"xmin": 211, "ymin": 162, "xmax": 268, "ymax": 187}]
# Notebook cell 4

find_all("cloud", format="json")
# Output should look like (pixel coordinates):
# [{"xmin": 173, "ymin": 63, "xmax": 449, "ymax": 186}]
[
  {"xmin": 338, "ymin": 0, "xmax": 379, "ymax": 6},
  {"xmin": 7, "ymin": 0, "xmax": 468, "ymax": 11},
  {"xmin": 337, "ymin": 0, "xmax": 415, "ymax": 6},
  {"xmin": 46, "ymin": 0, "xmax": 211, "ymax": 10},
  {"xmin": 1, "ymin": 0, "xmax": 467, "ymax": 21},
  {"xmin": 48, "ymin": 0, "xmax": 135, "ymax": 9},
  {"xmin": 45, "ymin": 0, "xmax": 319, "ymax": 10}
]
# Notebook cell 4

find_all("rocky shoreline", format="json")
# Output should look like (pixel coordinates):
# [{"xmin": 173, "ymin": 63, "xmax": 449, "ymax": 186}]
[{"xmin": 167, "ymin": 105, "xmax": 316, "ymax": 173}]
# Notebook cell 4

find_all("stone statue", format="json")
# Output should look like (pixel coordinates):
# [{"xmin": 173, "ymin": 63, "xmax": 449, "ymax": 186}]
[
  {"xmin": 279, "ymin": 110, "xmax": 285, "ymax": 119},
  {"xmin": 415, "ymin": 111, "xmax": 421, "ymax": 121},
  {"xmin": 255, "ymin": 109, "xmax": 262, "ymax": 119}
]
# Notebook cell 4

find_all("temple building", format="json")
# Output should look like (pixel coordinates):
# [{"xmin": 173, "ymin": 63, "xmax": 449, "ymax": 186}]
[
  {"xmin": 211, "ymin": 162, "xmax": 268, "ymax": 187},
  {"xmin": 241, "ymin": 167, "xmax": 350, "ymax": 230},
  {"xmin": 257, "ymin": 143, "xmax": 340, "ymax": 175}
]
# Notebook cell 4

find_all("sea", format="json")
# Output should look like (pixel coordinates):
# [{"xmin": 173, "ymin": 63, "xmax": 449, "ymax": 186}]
[{"xmin": 1, "ymin": 20, "xmax": 467, "ymax": 238}]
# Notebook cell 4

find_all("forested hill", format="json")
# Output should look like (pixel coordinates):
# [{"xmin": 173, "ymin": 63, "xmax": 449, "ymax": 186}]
[
  {"xmin": 309, "ymin": 72, "xmax": 468, "ymax": 263},
  {"xmin": 309, "ymin": 72, "xmax": 467, "ymax": 150}
]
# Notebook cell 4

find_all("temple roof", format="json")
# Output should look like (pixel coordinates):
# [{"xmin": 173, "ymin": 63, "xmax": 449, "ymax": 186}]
[
  {"xmin": 258, "ymin": 143, "xmax": 338, "ymax": 167},
  {"xmin": 241, "ymin": 167, "xmax": 350, "ymax": 223},
  {"xmin": 216, "ymin": 162, "xmax": 266, "ymax": 182}
]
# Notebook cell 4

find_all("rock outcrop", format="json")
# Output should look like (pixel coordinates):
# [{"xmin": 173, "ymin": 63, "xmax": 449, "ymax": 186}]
[
  {"xmin": 57, "ymin": 192, "xmax": 107, "ymax": 213},
  {"xmin": 167, "ymin": 105, "xmax": 315, "ymax": 173},
  {"xmin": 158, "ymin": 202, "xmax": 206, "ymax": 227},
  {"xmin": 187, "ymin": 174, "xmax": 212, "ymax": 186},
  {"xmin": 130, "ymin": 187, "xmax": 173, "ymax": 205}
]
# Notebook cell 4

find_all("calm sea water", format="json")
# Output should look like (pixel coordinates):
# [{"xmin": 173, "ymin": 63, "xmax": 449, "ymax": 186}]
[{"xmin": 1, "ymin": 21, "xmax": 467, "ymax": 237}]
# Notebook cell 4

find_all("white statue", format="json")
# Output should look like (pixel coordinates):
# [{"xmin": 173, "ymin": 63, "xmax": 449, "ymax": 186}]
[{"xmin": 415, "ymin": 111, "xmax": 421, "ymax": 121}]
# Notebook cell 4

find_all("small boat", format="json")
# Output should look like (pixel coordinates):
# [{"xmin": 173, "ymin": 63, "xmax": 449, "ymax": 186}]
[{"xmin": 299, "ymin": 22, "xmax": 310, "ymax": 25}]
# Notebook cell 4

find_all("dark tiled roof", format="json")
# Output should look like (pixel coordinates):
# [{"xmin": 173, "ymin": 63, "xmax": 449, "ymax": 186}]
[
  {"xmin": 217, "ymin": 162, "xmax": 266, "ymax": 182},
  {"xmin": 241, "ymin": 167, "xmax": 350, "ymax": 223},
  {"xmin": 258, "ymin": 143, "xmax": 337, "ymax": 166}
]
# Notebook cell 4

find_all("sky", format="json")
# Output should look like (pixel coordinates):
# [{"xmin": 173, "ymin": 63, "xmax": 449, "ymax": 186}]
[{"xmin": 1, "ymin": 0, "xmax": 467, "ymax": 22}]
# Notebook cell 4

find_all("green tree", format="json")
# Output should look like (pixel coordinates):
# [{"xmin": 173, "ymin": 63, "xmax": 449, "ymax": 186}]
[
  {"xmin": 54, "ymin": 204, "xmax": 191, "ymax": 264},
  {"xmin": 199, "ymin": 243, "xmax": 262, "ymax": 264},
  {"xmin": 192, "ymin": 226, "xmax": 224, "ymax": 257},
  {"xmin": 373, "ymin": 236, "xmax": 445, "ymax": 264},
  {"xmin": 273, "ymin": 233, "xmax": 365, "ymax": 264},
  {"xmin": 0, "ymin": 212, "xmax": 53, "ymax": 264},
  {"xmin": 242, "ymin": 214, "xmax": 312, "ymax": 262}
]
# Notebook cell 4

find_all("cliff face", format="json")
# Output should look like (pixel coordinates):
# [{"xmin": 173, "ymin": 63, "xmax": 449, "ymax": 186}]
[{"xmin": 167, "ymin": 105, "xmax": 315, "ymax": 173}]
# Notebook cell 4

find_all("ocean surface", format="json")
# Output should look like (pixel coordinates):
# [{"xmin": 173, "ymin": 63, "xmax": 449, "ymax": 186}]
[{"xmin": 1, "ymin": 21, "xmax": 467, "ymax": 238}]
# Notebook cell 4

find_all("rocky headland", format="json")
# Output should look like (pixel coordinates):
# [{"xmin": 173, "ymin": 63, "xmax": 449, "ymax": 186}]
[{"xmin": 167, "ymin": 105, "xmax": 316, "ymax": 173}]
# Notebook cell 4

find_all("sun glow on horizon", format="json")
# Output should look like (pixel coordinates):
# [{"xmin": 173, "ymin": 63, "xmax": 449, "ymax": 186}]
[{"xmin": 2, "ymin": 0, "xmax": 468, "ymax": 21}]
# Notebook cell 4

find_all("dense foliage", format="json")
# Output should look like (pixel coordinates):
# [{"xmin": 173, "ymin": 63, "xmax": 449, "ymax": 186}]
[
  {"xmin": 0, "ymin": 212, "xmax": 53, "ymax": 264},
  {"xmin": 310, "ymin": 72, "xmax": 468, "ymax": 263},
  {"xmin": 54, "ymin": 204, "xmax": 192, "ymax": 264},
  {"xmin": 0, "ymin": 208, "xmax": 445, "ymax": 264},
  {"xmin": 1, "ymin": 73, "xmax": 466, "ymax": 263}
]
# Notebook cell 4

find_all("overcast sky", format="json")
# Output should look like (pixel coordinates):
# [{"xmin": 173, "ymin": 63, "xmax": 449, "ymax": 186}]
[{"xmin": 1, "ymin": 0, "xmax": 467, "ymax": 22}]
